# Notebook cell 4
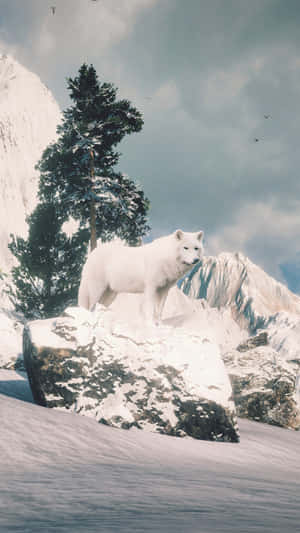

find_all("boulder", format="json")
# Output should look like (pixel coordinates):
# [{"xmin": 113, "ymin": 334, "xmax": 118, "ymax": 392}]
[
  {"xmin": 23, "ymin": 305, "xmax": 239, "ymax": 442},
  {"xmin": 224, "ymin": 339, "xmax": 300, "ymax": 429}
]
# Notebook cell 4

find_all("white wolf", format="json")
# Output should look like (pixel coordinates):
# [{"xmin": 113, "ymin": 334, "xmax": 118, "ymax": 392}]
[{"xmin": 78, "ymin": 229, "xmax": 204, "ymax": 323}]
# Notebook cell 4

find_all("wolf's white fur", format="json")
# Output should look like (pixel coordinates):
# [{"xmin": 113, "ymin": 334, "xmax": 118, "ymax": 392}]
[{"xmin": 78, "ymin": 229, "xmax": 204, "ymax": 323}]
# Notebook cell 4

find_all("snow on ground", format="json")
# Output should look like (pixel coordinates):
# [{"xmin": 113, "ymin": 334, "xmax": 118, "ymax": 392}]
[
  {"xmin": 111, "ymin": 287, "xmax": 247, "ymax": 352},
  {"xmin": 0, "ymin": 370, "xmax": 299, "ymax": 532},
  {"xmin": 0, "ymin": 308, "xmax": 23, "ymax": 368}
]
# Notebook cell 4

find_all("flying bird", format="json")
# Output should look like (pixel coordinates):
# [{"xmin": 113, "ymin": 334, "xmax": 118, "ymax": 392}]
[
  {"xmin": 254, "ymin": 138, "xmax": 260, "ymax": 142},
  {"xmin": 50, "ymin": 6, "xmax": 56, "ymax": 15},
  {"xmin": 264, "ymin": 114, "xmax": 271, "ymax": 119}
]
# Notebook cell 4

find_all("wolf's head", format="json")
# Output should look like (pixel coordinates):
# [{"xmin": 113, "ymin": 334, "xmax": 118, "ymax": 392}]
[{"xmin": 174, "ymin": 229, "xmax": 204, "ymax": 268}]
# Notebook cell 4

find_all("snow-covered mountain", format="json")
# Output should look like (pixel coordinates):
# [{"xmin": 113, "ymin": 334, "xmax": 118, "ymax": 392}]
[
  {"xmin": 180, "ymin": 252, "xmax": 300, "ymax": 332},
  {"xmin": 0, "ymin": 53, "xmax": 61, "ymax": 273}
]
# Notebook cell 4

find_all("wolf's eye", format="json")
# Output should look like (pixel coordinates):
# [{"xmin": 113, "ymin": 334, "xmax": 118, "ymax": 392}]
[
  {"xmin": 184, "ymin": 246, "xmax": 189, "ymax": 250},
  {"xmin": 194, "ymin": 247, "xmax": 199, "ymax": 251}
]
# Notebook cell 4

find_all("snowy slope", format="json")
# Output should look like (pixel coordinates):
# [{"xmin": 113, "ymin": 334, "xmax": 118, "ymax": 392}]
[
  {"xmin": 180, "ymin": 252, "xmax": 300, "ymax": 332},
  {"xmin": 0, "ymin": 371, "xmax": 299, "ymax": 533},
  {"xmin": 0, "ymin": 53, "xmax": 61, "ymax": 273}
]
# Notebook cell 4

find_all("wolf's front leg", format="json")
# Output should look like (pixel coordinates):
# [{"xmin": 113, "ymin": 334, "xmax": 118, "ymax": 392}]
[{"xmin": 143, "ymin": 287, "xmax": 160, "ymax": 325}]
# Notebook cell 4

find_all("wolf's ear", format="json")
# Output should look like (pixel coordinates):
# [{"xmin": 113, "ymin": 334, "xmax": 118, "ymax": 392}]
[
  {"xmin": 174, "ymin": 229, "xmax": 183, "ymax": 240},
  {"xmin": 197, "ymin": 231, "xmax": 204, "ymax": 241}
]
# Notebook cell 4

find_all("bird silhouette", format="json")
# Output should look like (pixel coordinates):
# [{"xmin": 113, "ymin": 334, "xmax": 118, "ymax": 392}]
[
  {"xmin": 264, "ymin": 114, "xmax": 271, "ymax": 119},
  {"xmin": 254, "ymin": 138, "xmax": 260, "ymax": 142},
  {"xmin": 51, "ymin": 6, "xmax": 56, "ymax": 15}
]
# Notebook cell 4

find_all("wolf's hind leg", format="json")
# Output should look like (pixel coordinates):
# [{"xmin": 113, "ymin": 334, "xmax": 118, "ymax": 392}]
[{"xmin": 156, "ymin": 287, "xmax": 169, "ymax": 322}]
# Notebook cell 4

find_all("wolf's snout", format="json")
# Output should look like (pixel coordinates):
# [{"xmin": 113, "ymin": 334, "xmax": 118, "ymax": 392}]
[{"xmin": 192, "ymin": 258, "xmax": 199, "ymax": 264}]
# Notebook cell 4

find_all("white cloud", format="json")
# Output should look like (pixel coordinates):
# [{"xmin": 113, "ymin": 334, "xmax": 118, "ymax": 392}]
[
  {"xmin": 208, "ymin": 201, "xmax": 300, "ymax": 281},
  {"xmin": 201, "ymin": 56, "xmax": 265, "ymax": 111},
  {"xmin": 35, "ymin": 23, "xmax": 56, "ymax": 55},
  {"xmin": 33, "ymin": 0, "xmax": 159, "ymax": 57},
  {"xmin": 152, "ymin": 81, "xmax": 181, "ymax": 110}
]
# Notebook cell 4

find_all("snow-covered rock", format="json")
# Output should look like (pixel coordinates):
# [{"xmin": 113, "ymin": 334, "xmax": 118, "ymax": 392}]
[
  {"xmin": 180, "ymin": 252, "xmax": 300, "ymax": 333},
  {"xmin": 0, "ymin": 53, "xmax": 61, "ymax": 273},
  {"xmin": 223, "ymin": 335, "xmax": 300, "ymax": 429},
  {"xmin": 23, "ymin": 305, "xmax": 239, "ymax": 442}
]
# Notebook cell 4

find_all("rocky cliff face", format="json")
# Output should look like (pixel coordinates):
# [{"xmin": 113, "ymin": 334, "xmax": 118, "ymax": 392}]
[{"xmin": 0, "ymin": 53, "xmax": 61, "ymax": 273}]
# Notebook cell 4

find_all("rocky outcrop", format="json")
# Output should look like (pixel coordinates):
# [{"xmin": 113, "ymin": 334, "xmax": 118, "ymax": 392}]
[
  {"xmin": 23, "ymin": 305, "xmax": 239, "ymax": 442},
  {"xmin": 223, "ymin": 336, "xmax": 300, "ymax": 429},
  {"xmin": 237, "ymin": 332, "xmax": 268, "ymax": 352}
]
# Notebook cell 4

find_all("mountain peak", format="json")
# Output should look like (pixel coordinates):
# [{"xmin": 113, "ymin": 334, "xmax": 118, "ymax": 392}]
[
  {"xmin": 180, "ymin": 251, "xmax": 300, "ymax": 332},
  {"xmin": 0, "ymin": 53, "xmax": 61, "ymax": 272}
]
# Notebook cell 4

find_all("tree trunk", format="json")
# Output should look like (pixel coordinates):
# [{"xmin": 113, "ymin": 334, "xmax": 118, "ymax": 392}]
[
  {"xmin": 89, "ymin": 149, "xmax": 97, "ymax": 251},
  {"xmin": 90, "ymin": 198, "xmax": 97, "ymax": 251}
]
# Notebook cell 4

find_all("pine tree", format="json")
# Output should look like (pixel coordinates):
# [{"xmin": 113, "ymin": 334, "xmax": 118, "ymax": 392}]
[
  {"xmin": 8, "ymin": 202, "xmax": 87, "ymax": 319},
  {"xmin": 38, "ymin": 63, "xmax": 149, "ymax": 248},
  {"xmin": 8, "ymin": 64, "xmax": 150, "ymax": 318}
]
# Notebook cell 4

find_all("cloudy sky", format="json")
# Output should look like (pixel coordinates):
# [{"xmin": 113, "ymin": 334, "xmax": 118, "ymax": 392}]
[{"xmin": 1, "ymin": 0, "xmax": 300, "ymax": 289}]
